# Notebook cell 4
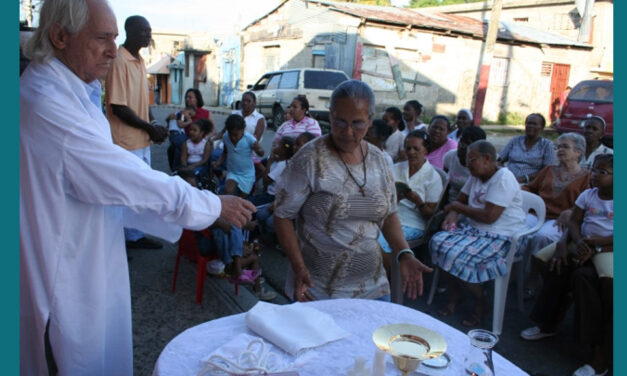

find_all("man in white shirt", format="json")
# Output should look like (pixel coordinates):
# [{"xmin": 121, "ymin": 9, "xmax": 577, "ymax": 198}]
[{"xmin": 19, "ymin": 0, "xmax": 255, "ymax": 374}]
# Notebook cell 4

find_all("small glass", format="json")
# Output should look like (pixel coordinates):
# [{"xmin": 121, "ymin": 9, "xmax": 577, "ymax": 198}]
[{"xmin": 463, "ymin": 329, "xmax": 499, "ymax": 376}]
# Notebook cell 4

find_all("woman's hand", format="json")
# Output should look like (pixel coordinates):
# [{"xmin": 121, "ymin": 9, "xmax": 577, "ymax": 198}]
[
  {"xmin": 292, "ymin": 264, "xmax": 315, "ymax": 302},
  {"xmin": 549, "ymin": 241, "xmax": 570, "ymax": 275},
  {"xmin": 576, "ymin": 240, "xmax": 596, "ymax": 265},
  {"xmin": 554, "ymin": 209, "xmax": 573, "ymax": 231},
  {"xmin": 441, "ymin": 211, "xmax": 458, "ymax": 230},
  {"xmin": 399, "ymin": 254, "xmax": 433, "ymax": 300}
]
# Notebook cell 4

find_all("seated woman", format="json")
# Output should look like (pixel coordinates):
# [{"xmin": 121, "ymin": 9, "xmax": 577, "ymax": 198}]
[
  {"xmin": 521, "ymin": 154, "xmax": 613, "ymax": 376},
  {"xmin": 378, "ymin": 130, "xmax": 443, "ymax": 273},
  {"xmin": 425, "ymin": 115, "xmax": 457, "ymax": 169},
  {"xmin": 273, "ymin": 95, "xmax": 321, "ymax": 146},
  {"xmin": 364, "ymin": 119, "xmax": 394, "ymax": 168},
  {"xmin": 382, "ymin": 106, "xmax": 406, "ymax": 162},
  {"xmin": 581, "ymin": 116, "xmax": 612, "ymax": 170},
  {"xmin": 430, "ymin": 140, "xmax": 527, "ymax": 327},
  {"xmin": 443, "ymin": 126, "xmax": 487, "ymax": 204},
  {"xmin": 447, "ymin": 108, "xmax": 474, "ymax": 141},
  {"xmin": 521, "ymin": 132, "xmax": 590, "ymax": 299},
  {"xmin": 498, "ymin": 113, "xmax": 556, "ymax": 184}
]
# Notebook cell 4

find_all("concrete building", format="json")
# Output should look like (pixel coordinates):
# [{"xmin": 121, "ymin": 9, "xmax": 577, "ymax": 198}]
[
  {"xmin": 240, "ymin": 0, "xmax": 594, "ymax": 122},
  {"xmin": 421, "ymin": 0, "xmax": 613, "ymax": 80}
]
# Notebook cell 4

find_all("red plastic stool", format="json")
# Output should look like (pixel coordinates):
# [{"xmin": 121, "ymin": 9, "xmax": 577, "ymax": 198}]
[{"xmin": 171, "ymin": 229, "xmax": 218, "ymax": 304}]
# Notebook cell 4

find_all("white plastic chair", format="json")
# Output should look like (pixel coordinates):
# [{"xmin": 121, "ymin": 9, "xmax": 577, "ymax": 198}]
[
  {"xmin": 390, "ymin": 166, "xmax": 448, "ymax": 304},
  {"xmin": 426, "ymin": 191, "xmax": 545, "ymax": 335}
]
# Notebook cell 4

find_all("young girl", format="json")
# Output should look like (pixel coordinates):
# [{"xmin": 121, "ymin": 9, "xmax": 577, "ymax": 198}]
[
  {"xmin": 382, "ymin": 106, "xmax": 406, "ymax": 162},
  {"xmin": 178, "ymin": 170, "xmax": 276, "ymax": 301},
  {"xmin": 249, "ymin": 136, "xmax": 295, "ymax": 206},
  {"xmin": 521, "ymin": 154, "xmax": 613, "ymax": 376},
  {"xmin": 294, "ymin": 131, "xmax": 315, "ymax": 154},
  {"xmin": 179, "ymin": 119, "xmax": 213, "ymax": 177},
  {"xmin": 212, "ymin": 114, "xmax": 265, "ymax": 197},
  {"xmin": 167, "ymin": 106, "xmax": 197, "ymax": 171}
]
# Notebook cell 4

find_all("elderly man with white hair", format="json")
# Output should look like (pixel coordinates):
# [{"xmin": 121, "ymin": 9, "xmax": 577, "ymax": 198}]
[{"xmin": 19, "ymin": 0, "xmax": 255, "ymax": 374}]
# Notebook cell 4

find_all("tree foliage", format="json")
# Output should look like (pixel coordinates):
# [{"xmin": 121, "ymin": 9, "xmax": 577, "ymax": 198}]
[{"xmin": 409, "ymin": 0, "xmax": 483, "ymax": 7}]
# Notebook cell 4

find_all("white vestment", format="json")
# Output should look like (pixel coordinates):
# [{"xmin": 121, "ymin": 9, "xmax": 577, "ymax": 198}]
[{"xmin": 20, "ymin": 59, "xmax": 222, "ymax": 375}]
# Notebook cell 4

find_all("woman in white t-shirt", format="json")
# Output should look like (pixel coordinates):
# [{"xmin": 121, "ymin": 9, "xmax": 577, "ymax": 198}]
[
  {"xmin": 378, "ymin": 130, "xmax": 443, "ymax": 273},
  {"xmin": 430, "ymin": 140, "xmax": 526, "ymax": 327}
]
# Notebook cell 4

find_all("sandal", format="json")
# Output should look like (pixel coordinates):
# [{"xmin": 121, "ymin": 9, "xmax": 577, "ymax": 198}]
[
  {"xmin": 437, "ymin": 302, "xmax": 457, "ymax": 317},
  {"xmin": 461, "ymin": 313, "xmax": 483, "ymax": 327},
  {"xmin": 228, "ymin": 269, "xmax": 260, "ymax": 284}
]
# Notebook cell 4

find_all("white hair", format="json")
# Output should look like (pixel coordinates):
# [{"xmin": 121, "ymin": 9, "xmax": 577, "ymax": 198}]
[
  {"xmin": 458, "ymin": 108, "xmax": 473, "ymax": 121},
  {"xmin": 23, "ymin": 0, "xmax": 90, "ymax": 63}
]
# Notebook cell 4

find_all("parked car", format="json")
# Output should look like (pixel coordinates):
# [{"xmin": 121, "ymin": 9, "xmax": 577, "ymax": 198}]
[
  {"xmin": 233, "ymin": 68, "xmax": 350, "ymax": 127},
  {"xmin": 555, "ymin": 79, "xmax": 613, "ymax": 146}
]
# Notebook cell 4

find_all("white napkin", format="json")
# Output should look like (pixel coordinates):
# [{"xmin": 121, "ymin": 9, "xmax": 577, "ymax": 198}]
[
  {"xmin": 245, "ymin": 301, "xmax": 351, "ymax": 355},
  {"xmin": 199, "ymin": 333, "xmax": 290, "ymax": 375}
]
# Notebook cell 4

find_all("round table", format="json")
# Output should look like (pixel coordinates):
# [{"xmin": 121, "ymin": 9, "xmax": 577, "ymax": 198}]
[{"xmin": 153, "ymin": 299, "xmax": 527, "ymax": 375}]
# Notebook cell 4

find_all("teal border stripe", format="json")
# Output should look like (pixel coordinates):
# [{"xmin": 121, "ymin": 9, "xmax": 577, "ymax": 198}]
[
  {"xmin": 614, "ymin": 1, "xmax": 623, "ymax": 375},
  {"xmin": 9, "ymin": 1, "xmax": 19, "ymax": 374}
]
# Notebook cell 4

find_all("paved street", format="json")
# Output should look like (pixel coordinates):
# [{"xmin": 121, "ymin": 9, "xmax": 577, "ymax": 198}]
[{"xmin": 130, "ymin": 105, "xmax": 585, "ymax": 376}]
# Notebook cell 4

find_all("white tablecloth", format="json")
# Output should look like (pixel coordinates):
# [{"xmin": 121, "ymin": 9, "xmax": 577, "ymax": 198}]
[{"xmin": 152, "ymin": 299, "xmax": 528, "ymax": 375}]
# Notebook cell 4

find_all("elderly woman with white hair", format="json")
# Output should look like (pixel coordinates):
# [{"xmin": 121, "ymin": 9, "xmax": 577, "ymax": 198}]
[
  {"xmin": 521, "ymin": 132, "xmax": 590, "ymax": 299},
  {"xmin": 448, "ymin": 108, "xmax": 474, "ymax": 141},
  {"xmin": 274, "ymin": 80, "xmax": 432, "ymax": 302}
]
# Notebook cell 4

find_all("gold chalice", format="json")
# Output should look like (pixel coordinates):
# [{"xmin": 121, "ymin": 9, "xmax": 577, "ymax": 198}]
[{"xmin": 372, "ymin": 324, "xmax": 447, "ymax": 376}]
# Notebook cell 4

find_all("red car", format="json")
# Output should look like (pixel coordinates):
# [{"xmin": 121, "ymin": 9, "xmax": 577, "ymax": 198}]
[{"xmin": 555, "ymin": 79, "xmax": 613, "ymax": 146}]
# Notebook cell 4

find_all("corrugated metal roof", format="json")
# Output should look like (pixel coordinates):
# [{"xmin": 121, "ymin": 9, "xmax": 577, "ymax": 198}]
[
  {"xmin": 247, "ymin": 0, "xmax": 590, "ymax": 49},
  {"xmin": 146, "ymin": 55, "xmax": 173, "ymax": 75}
]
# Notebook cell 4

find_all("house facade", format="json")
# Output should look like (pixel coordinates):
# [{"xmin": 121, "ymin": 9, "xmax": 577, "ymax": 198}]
[
  {"xmin": 421, "ymin": 0, "xmax": 613, "ymax": 80},
  {"xmin": 240, "ymin": 0, "xmax": 594, "ymax": 122}
]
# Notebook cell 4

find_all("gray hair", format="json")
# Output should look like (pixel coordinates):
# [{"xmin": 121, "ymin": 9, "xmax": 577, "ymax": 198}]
[
  {"xmin": 23, "ymin": 0, "xmax": 90, "ymax": 63},
  {"xmin": 329, "ymin": 79, "xmax": 376, "ymax": 118},
  {"xmin": 467, "ymin": 140, "xmax": 497, "ymax": 162},
  {"xmin": 557, "ymin": 132, "xmax": 586, "ymax": 163},
  {"xmin": 458, "ymin": 108, "xmax": 473, "ymax": 121}
]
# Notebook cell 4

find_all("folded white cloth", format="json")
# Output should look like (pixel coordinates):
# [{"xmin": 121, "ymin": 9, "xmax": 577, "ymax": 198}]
[
  {"xmin": 199, "ymin": 333, "xmax": 290, "ymax": 375},
  {"xmin": 245, "ymin": 301, "xmax": 351, "ymax": 355}
]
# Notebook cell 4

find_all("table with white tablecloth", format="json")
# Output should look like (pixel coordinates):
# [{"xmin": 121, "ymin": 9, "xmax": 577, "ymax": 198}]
[{"xmin": 153, "ymin": 299, "xmax": 528, "ymax": 375}]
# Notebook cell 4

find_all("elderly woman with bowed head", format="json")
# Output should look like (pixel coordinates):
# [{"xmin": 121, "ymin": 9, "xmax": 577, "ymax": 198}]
[
  {"xmin": 430, "ymin": 140, "xmax": 527, "ymax": 327},
  {"xmin": 498, "ymin": 113, "xmax": 556, "ymax": 184},
  {"xmin": 273, "ymin": 80, "xmax": 432, "ymax": 302}
]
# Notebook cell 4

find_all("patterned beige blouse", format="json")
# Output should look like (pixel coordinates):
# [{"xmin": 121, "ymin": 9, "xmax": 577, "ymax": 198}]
[{"xmin": 274, "ymin": 135, "xmax": 397, "ymax": 300}]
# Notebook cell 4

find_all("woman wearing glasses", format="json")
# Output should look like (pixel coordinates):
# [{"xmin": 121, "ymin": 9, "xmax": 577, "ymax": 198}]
[
  {"xmin": 273, "ymin": 80, "xmax": 432, "ymax": 302},
  {"xmin": 520, "ymin": 132, "xmax": 590, "ymax": 299}
]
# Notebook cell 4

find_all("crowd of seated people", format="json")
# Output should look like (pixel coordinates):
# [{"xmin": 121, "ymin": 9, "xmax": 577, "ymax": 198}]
[{"xmin": 163, "ymin": 91, "xmax": 613, "ymax": 375}]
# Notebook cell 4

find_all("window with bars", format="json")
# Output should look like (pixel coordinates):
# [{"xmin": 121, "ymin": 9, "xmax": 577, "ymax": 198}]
[
  {"xmin": 541, "ymin": 62, "xmax": 553, "ymax": 77},
  {"xmin": 490, "ymin": 57, "xmax": 510, "ymax": 86}
]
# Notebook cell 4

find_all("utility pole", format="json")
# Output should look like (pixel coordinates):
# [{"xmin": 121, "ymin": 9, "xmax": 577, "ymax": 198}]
[{"xmin": 472, "ymin": 0, "xmax": 503, "ymax": 125}]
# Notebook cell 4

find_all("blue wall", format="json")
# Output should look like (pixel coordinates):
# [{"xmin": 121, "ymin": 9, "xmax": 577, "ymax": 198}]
[{"xmin": 218, "ymin": 35, "xmax": 241, "ymax": 107}]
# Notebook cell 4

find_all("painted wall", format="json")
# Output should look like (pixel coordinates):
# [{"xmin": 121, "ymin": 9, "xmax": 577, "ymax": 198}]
[{"xmin": 240, "ymin": 0, "xmax": 593, "ymax": 121}]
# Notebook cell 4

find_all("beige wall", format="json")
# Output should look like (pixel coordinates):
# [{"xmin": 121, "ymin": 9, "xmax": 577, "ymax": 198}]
[{"xmin": 424, "ymin": 0, "xmax": 613, "ymax": 77}]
